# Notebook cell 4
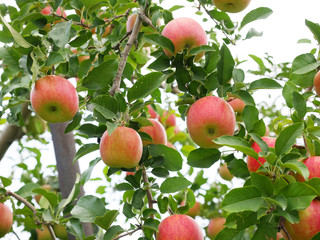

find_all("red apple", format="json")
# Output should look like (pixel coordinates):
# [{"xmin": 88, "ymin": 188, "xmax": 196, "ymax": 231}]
[
  {"xmin": 207, "ymin": 217, "xmax": 226, "ymax": 239},
  {"xmin": 139, "ymin": 119, "xmax": 167, "ymax": 146},
  {"xmin": 247, "ymin": 137, "xmax": 276, "ymax": 172},
  {"xmin": 166, "ymin": 142, "xmax": 176, "ymax": 149},
  {"xmin": 212, "ymin": 0, "xmax": 251, "ymax": 13},
  {"xmin": 126, "ymin": 172, "xmax": 135, "ymax": 176},
  {"xmin": 227, "ymin": 97, "xmax": 246, "ymax": 114},
  {"xmin": 186, "ymin": 96, "xmax": 236, "ymax": 148},
  {"xmin": 36, "ymin": 226, "xmax": 51, "ymax": 240},
  {"xmin": 159, "ymin": 111, "xmax": 176, "ymax": 128},
  {"xmin": 147, "ymin": 105, "xmax": 158, "ymax": 119},
  {"xmin": 41, "ymin": 6, "xmax": 67, "ymax": 18},
  {"xmin": 126, "ymin": 13, "xmax": 139, "ymax": 32},
  {"xmin": 156, "ymin": 214, "xmax": 204, "ymax": 240},
  {"xmin": 0, "ymin": 203, "xmax": 13, "ymax": 238},
  {"xmin": 218, "ymin": 163, "xmax": 234, "ymax": 181},
  {"xmin": 30, "ymin": 75, "xmax": 79, "ymax": 123},
  {"xmin": 314, "ymin": 71, "xmax": 320, "ymax": 97},
  {"xmin": 100, "ymin": 126, "xmax": 143, "ymax": 168},
  {"xmin": 293, "ymin": 156, "xmax": 320, "ymax": 182},
  {"xmin": 162, "ymin": 17, "xmax": 207, "ymax": 61},
  {"xmin": 181, "ymin": 200, "xmax": 201, "ymax": 218},
  {"xmin": 284, "ymin": 199, "xmax": 320, "ymax": 240}
]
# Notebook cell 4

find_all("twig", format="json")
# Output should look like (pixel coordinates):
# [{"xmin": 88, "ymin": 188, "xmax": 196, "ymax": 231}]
[
  {"xmin": 279, "ymin": 216, "xmax": 292, "ymax": 240},
  {"xmin": 142, "ymin": 167, "xmax": 154, "ymax": 211},
  {"xmin": 112, "ymin": 31, "xmax": 132, "ymax": 51},
  {"xmin": 112, "ymin": 226, "xmax": 142, "ymax": 240},
  {"xmin": 139, "ymin": 12, "xmax": 157, "ymax": 30}
]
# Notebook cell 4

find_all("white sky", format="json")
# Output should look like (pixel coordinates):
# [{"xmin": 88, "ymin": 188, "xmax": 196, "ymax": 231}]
[{"xmin": 0, "ymin": 0, "xmax": 320, "ymax": 239}]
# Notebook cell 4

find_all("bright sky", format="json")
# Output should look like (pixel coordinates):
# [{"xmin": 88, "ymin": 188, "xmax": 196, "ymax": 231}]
[{"xmin": 0, "ymin": 0, "xmax": 320, "ymax": 239}]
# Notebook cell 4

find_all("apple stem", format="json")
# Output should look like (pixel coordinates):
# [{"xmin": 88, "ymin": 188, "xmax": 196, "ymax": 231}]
[{"xmin": 279, "ymin": 216, "xmax": 292, "ymax": 240}]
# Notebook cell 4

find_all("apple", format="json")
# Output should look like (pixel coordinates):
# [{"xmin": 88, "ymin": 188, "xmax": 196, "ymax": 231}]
[
  {"xmin": 30, "ymin": 75, "xmax": 79, "ymax": 123},
  {"xmin": 147, "ymin": 105, "xmax": 158, "ymax": 119},
  {"xmin": 72, "ymin": 49, "xmax": 90, "ymax": 63},
  {"xmin": 166, "ymin": 142, "xmax": 176, "ymax": 149},
  {"xmin": 100, "ymin": 126, "xmax": 143, "ymax": 168},
  {"xmin": 126, "ymin": 13, "xmax": 139, "ymax": 32},
  {"xmin": 156, "ymin": 214, "xmax": 204, "ymax": 240},
  {"xmin": 293, "ymin": 156, "xmax": 320, "ymax": 182},
  {"xmin": 158, "ymin": 111, "xmax": 176, "ymax": 128},
  {"xmin": 284, "ymin": 199, "xmax": 320, "ymax": 240},
  {"xmin": 36, "ymin": 227, "xmax": 51, "ymax": 240},
  {"xmin": 247, "ymin": 137, "xmax": 276, "ymax": 172},
  {"xmin": 314, "ymin": 71, "xmax": 320, "ymax": 97},
  {"xmin": 0, "ymin": 203, "xmax": 13, "ymax": 238},
  {"xmin": 207, "ymin": 217, "xmax": 226, "ymax": 239},
  {"xmin": 162, "ymin": 17, "xmax": 207, "ymax": 61},
  {"xmin": 186, "ymin": 96, "xmax": 236, "ymax": 148},
  {"xmin": 35, "ymin": 184, "xmax": 52, "ymax": 204},
  {"xmin": 41, "ymin": 6, "xmax": 67, "ymax": 18},
  {"xmin": 126, "ymin": 172, "xmax": 135, "ymax": 176},
  {"xmin": 181, "ymin": 200, "xmax": 201, "ymax": 218},
  {"xmin": 212, "ymin": 0, "xmax": 251, "ymax": 13},
  {"xmin": 53, "ymin": 225, "xmax": 68, "ymax": 240},
  {"xmin": 227, "ymin": 97, "xmax": 246, "ymax": 114},
  {"xmin": 26, "ymin": 115, "xmax": 47, "ymax": 136},
  {"xmin": 218, "ymin": 163, "xmax": 234, "ymax": 181},
  {"xmin": 275, "ymin": 232, "xmax": 284, "ymax": 240},
  {"xmin": 139, "ymin": 118, "xmax": 167, "ymax": 146}
]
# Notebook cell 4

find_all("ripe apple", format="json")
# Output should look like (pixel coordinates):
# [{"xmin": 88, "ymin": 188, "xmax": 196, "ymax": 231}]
[
  {"xmin": 41, "ymin": 5, "xmax": 67, "ymax": 29},
  {"xmin": 186, "ymin": 96, "xmax": 236, "ymax": 148},
  {"xmin": 35, "ymin": 184, "xmax": 52, "ymax": 204},
  {"xmin": 126, "ymin": 13, "xmax": 139, "ymax": 32},
  {"xmin": 36, "ymin": 227, "xmax": 51, "ymax": 240},
  {"xmin": 156, "ymin": 214, "xmax": 204, "ymax": 240},
  {"xmin": 207, "ymin": 217, "xmax": 226, "ymax": 239},
  {"xmin": 162, "ymin": 17, "xmax": 207, "ymax": 61},
  {"xmin": 0, "ymin": 203, "xmax": 13, "ymax": 238},
  {"xmin": 284, "ymin": 199, "xmax": 320, "ymax": 240},
  {"xmin": 218, "ymin": 163, "xmax": 234, "ymax": 181},
  {"xmin": 100, "ymin": 126, "xmax": 143, "ymax": 168},
  {"xmin": 30, "ymin": 75, "xmax": 79, "ymax": 123},
  {"xmin": 53, "ymin": 225, "xmax": 68, "ymax": 240},
  {"xmin": 147, "ymin": 105, "xmax": 158, "ymax": 119},
  {"xmin": 314, "ymin": 71, "xmax": 320, "ymax": 97},
  {"xmin": 247, "ymin": 137, "xmax": 276, "ymax": 172},
  {"xmin": 139, "ymin": 119, "xmax": 167, "ymax": 146},
  {"xmin": 26, "ymin": 115, "xmax": 47, "ymax": 136},
  {"xmin": 227, "ymin": 97, "xmax": 246, "ymax": 114},
  {"xmin": 158, "ymin": 111, "xmax": 176, "ymax": 128},
  {"xmin": 181, "ymin": 200, "xmax": 201, "ymax": 218},
  {"xmin": 166, "ymin": 142, "xmax": 176, "ymax": 149},
  {"xmin": 212, "ymin": 0, "xmax": 251, "ymax": 13},
  {"xmin": 293, "ymin": 156, "xmax": 320, "ymax": 182},
  {"xmin": 126, "ymin": 171, "xmax": 135, "ymax": 176},
  {"xmin": 72, "ymin": 49, "xmax": 90, "ymax": 63}
]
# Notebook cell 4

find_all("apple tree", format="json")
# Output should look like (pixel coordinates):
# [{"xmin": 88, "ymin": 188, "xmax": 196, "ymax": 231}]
[{"xmin": 0, "ymin": 0, "xmax": 320, "ymax": 239}]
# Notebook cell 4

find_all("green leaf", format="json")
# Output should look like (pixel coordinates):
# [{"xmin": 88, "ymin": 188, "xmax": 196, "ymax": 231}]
[
  {"xmin": 49, "ymin": 21, "xmax": 72, "ymax": 48},
  {"xmin": 103, "ymin": 225, "xmax": 125, "ymax": 240},
  {"xmin": 132, "ymin": 189, "xmax": 146, "ymax": 210},
  {"xmin": 250, "ymin": 172, "xmax": 274, "ymax": 197},
  {"xmin": 32, "ymin": 188, "xmax": 58, "ymax": 208},
  {"xmin": 74, "ymin": 143, "xmax": 99, "ymax": 162},
  {"xmin": 127, "ymin": 72, "xmax": 164, "ymax": 103},
  {"xmin": 249, "ymin": 78, "xmax": 282, "ymax": 90},
  {"xmin": 305, "ymin": 19, "xmax": 320, "ymax": 44},
  {"xmin": 283, "ymin": 160, "xmax": 309, "ymax": 181},
  {"xmin": 188, "ymin": 45, "xmax": 215, "ymax": 56},
  {"xmin": 91, "ymin": 102, "xmax": 116, "ymax": 120},
  {"xmin": 225, "ymin": 211, "xmax": 257, "ymax": 230},
  {"xmin": 71, "ymin": 195, "xmax": 106, "ymax": 222},
  {"xmin": 292, "ymin": 91, "xmax": 306, "ymax": 119},
  {"xmin": 80, "ymin": 158, "xmax": 101, "ymax": 185},
  {"xmin": 16, "ymin": 183, "xmax": 41, "ymax": 198},
  {"xmin": 282, "ymin": 81, "xmax": 299, "ymax": 108},
  {"xmin": 215, "ymin": 229, "xmax": 245, "ymax": 240},
  {"xmin": 242, "ymin": 105, "xmax": 259, "ymax": 132},
  {"xmin": 213, "ymin": 136, "xmax": 258, "ymax": 159},
  {"xmin": 69, "ymin": 31, "xmax": 93, "ymax": 47},
  {"xmin": 275, "ymin": 123, "xmax": 304, "ymax": 156},
  {"xmin": 292, "ymin": 60, "xmax": 320, "ymax": 75},
  {"xmin": 221, "ymin": 186, "xmax": 264, "ymax": 212},
  {"xmin": 45, "ymin": 52, "xmax": 64, "ymax": 66},
  {"xmin": 0, "ymin": 176, "xmax": 12, "ymax": 187},
  {"xmin": 217, "ymin": 44, "xmax": 235, "ymax": 85},
  {"xmin": 148, "ymin": 55, "xmax": 171, "ymax": 71},
  {"xmin": 290, "ymin": 53, "xmax": 316, "ymax": 88},
  {"xmin": 187, "ymin": 148, "xmax": 221, "ymax": 168},
  {"xmin": 240, "ymin": 7, "xmax": 273, "ymax": 30},
  {"xmin": 249, "ymin": 133, "xmax": 269, "ymax": 155},
  {"xmin": 160, "ymin": 177, "xmax": 192, "ymax": 193},
  {"xmin": 157, "ymin": 195, "xmax": 169, "ymax": 214},
  {"xmin": 143, "ymin": 218, "xmax": 159, "ymax": 232},
  {"xmin": 95, "ymin": 210, "xmax": 119, "ymax": 231},
  {"xmin": 151, "ymin": 167, "xmax": 169, "ymax": 178},
  {"xmin": 65, "ymin": 112, "xmax": 82, "ymax": 133},
  {"xmin": 144, "ymin": 34, "xmax": 175, "ymax": 54}
]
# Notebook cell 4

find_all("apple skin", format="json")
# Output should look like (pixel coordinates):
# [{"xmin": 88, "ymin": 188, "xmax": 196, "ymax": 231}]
[
  {"xmin": 41, "ymin": 6, "xmax": 67, "ymax": 17},
  {"xmin": 293, "ymin": 156, "xmax": 320, "ymax": 182},
  {"xmin": 156, "ymin": 214, "xmax": 204, "ymax": 240},
  {"xmin": 126, "ymin": 13, "xmax": 139, "ymax": 32},
  {"xmin": 30, "ymin": 75, "xmax": 79, "ymax": 123},
  {"xmin": 147, "ymin": 105, "xmax": 159, "ymax": 119},
  {"xmin": 218, "ymin": 163, "xmax": 234, "ymax": 181},
  {"xmin": 247, "ymin": 137, "xmax": 276, "ymax": 172},
  {"xmin": 314, "ymin": 71, "xmax": 320, "ymax": 97},
  {"xmin": 227, "ymin": 97, "xmax": 246, "ymax": 114},
  {"xmin": 181, "ymin": 200, "xmax": 201, "ymax": 218},
  {"xmin": 207, "ymin": 217, "xmax": 226, "ymax": 239},
  {"xmin": 36, "ymin": 227, "xmax": 52, "ymax": 240},
  {"xmin": 53, "ymin": 225, "xmax": 68, "ymax": 240},
  {"xmin": 0, "ymin": 203, "xmax": 13, "ymax": 238},
  {"xmin": 158, "ymin": 111, "xmax": 176, "ymax": 128},
  {"xmin": 212, "ymin": 0, "xmax": 251, "ymax": 13},
  {"xmin": 100, "ymin": 126, "xmax": 143, "ymax": 168},
  {"xmin": 186, "ymin": 96, "xmax": 236, "ymax": 149},
  {"xmin": 166, "ymin": 142, "xmax": 176, "ymax": 149},
  {"xmin": 284, "ymin": 199, "xmax": 320, "ymax": 240},
  {"xmin": 139, "ymin": 119, "xmax": 167, "ymax": 146},
  {"xmin": 162, "ymin": 17, "xmax": 207, "ymax": 61},
  {"xmin": 26, "ymin": 115, "xmax": 47, "ymax": 136}
]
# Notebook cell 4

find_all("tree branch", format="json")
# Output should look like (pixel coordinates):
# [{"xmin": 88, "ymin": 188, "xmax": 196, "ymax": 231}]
[
  {"xmin": 279, "ymin": 216, "xmax": 292, "ymax": 240},
  {"xmin": 142, "ymin": 167, "xmax": 154, "ymax": 211},
  {"xmin": 112, "ymin": 226, "xmax": 142, "ymax": 240}
]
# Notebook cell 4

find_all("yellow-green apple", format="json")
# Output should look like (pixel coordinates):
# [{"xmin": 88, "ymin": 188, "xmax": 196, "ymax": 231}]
[
  {"xmin": 139, "ymin": 119, "xmax": 167, "ymax": 146},
  {"xmin": 212, "ymin": 0, "xmax": 251, "ymax": 13},
  {"xmin": 284, "ymin": 199, "xmax": 320, "ymax": 240},
  {"xmin": 314, "ymin": 71, "xmax": 320, "ymax": 97},
  {"xmin": 186, "ymin": 96, "xmax": 236, "ymax": 148},
  {"xmin": 53, "ymin": 225, "xmax": 68, "ymax": 240},
  {"xmin": 207, "ymin": 217, "xmax": 226, "ymax": 239},
  {"xmin": 147, "ymin": 105, "xmax": 158, "ymax": 119},
  {"xmin": 35, "ymin": 184, "xmax": 52, "ymax": 204},
  {"xmin": 100, "ymin": 126, "xmax": 143, "ymax": 168},
  {"xmin": 36, "ymin": 226, "xmax": 51, "ymax": 240},
  {"xmin": 26, "ymin": 115, "xmax": 47, "ymax": 136},
  {"xmin": 30, "ymin": 75, "xmax": 79, "ymax": 123},
  {"xmin": 292, "ymin": 156, "xmax": 320, "ymax": 182},
  {"xmin": 247, "ymin": 137, "xmax": 276, "ymax": 172},
  {"xmin": 181, "ymin": 200, "xmax": 201, "ymax": 218},
  {"xmin": 162, "ymin": 17, "xmax": 207, "ymax": 61},
  {"xmin": 0, "ymin": 203, "xmax": 13, "ymax": 238},
  {"xmin": 218, "ymin": 163, "xmax": 234, "ymax": 181},
  {"xmin": 159, "ymin": 110, "xmax": 176, "ymax": 128},
  {"xmin": 227, "ymin": 97, "xmax": 246, "ymax": 114},
  {"xmin": 156, "ymin": 214, "xmax": 204, "ymax": 240}
]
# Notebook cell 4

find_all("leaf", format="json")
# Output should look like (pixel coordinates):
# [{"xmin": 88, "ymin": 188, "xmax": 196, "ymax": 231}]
[
  {"xmin": 187, "ymin": 148, "xmax": 221, "ymax": 168},
  {"xmin": 144, "ymin": 34, "xmax": 175, "ymax": 53},
  {"xmin": 249, "ymin": 133, "xmax": 269, "ymax": 155},
  {"xmin": 95, "ymin": 210, "xmax": 119, "ymax": 231},
  {"xmin": 217, "ymin": 44, "xmax": 235, "ymax": 85},
  {"xmin": 215, "ymin": 229, "xmax": 245, "ymax": 240},
  {"xmin": 103, "ymin": 225, "xmax": 125, "ymax": 240},
  {"xmin": 127, "ymin": 72, "xmax": 165, "ymax": 103},
  {"xmin": 32, "ymin": 188, "xmax": 58, "ymax": 208},
  {"xmin": 91, "ymin": 102, "xmax": 116, "ymax": 120},
  {"xmin": 250, "ymin": 172, "xmax": 274, "ymax": 197},
  {"xmin": 242, "ymin": 105, "xmax": 259, "ymax": 132},
  {"xmin": 225, "ymin": 211, "xmax": 257, "ymax": 230},
  {"xmin": 292, "ymin": 60, "xmax": 320, "ymax": 75},
  {"xmin": 213, "ymin": 136, "xmax": 258, "ymax": 159},
  {"xmin": 188, "ymin": 45, "xmax": 215, "ymax": 56},
  {"xmin": 132, "ymin": 189, "xmax": 146, "ymax": 210},
  {"xmin": 282, "ymin": 81, "xmax": 299, "ymax": 108},
  {"xmin": 73, "ymin": 143, "xmax": 99, "ymax": 162},
  {"xmin": 221, "ymin": 186, "xmax": 264, "ymax": 212},
  {"xmin": 249, "ymin": 78, "xmax": 282, "ymax": 90},
  {"xmin": 65, "ymin": 112, "xmax": 82, "ymax": 133},
  {"xmin": 292, "ymin": 91, "xmax": 306, "ymax": 119},
  {"xmin": 275, "ymin": 123, "xmax": 304, "ymax": 156},
  {"xmin": 290, "ymin": 53, "xmax": 316, "ymax": 88},
  {"xmin": 160, "ymin": 177, "xmax": 192, "ymax": 193},
  {"xmin": 148, "ymin": 55, "xmax": 171, "ymax": 71},
  {"xmin": 45, "ymin": 52, "xmax": 64, "ymax": 66},
  {"xmin": 283, "ymin": 160, "xmax": 309, "ymax": 181},
  {"xmin": 240, "ymin": 7, "xmax": 273, "ymax": 30},
  {"xmin": 0, "ymin": 176, "xmax": 12, "ymax": 187},
  {"xmin": 16, "ymin": 183, "xmax": 41, "ymax": 198},
  {"xmin": 305, "ymin": 19, "xmax": 320, "ymax": 44},
  {"xmin": 49, "ymin": 21, "xmax": 72, "ymax": 48},
  {"xmin": 80, "ymin": 158, "xmax": 101, "ymax": 185}
]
